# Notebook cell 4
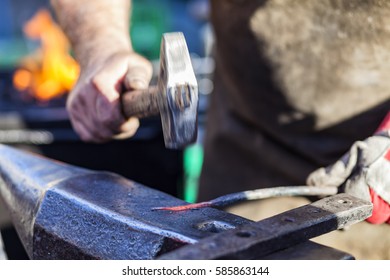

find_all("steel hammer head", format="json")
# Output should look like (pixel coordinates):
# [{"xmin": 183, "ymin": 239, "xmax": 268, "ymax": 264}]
[{"xmin": 157, "ymin": 32, "xmax": 198, "ymax": 149}]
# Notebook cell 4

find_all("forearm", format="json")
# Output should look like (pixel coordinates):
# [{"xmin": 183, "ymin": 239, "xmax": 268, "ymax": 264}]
[{"xmin": 50, "ymin": 0, "xmax": 132, "ymax": 68}]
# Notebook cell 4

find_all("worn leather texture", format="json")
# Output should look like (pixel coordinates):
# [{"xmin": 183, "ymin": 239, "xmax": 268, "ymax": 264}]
[{"xmin": 199, "ymin": 0, "xmax": 390, "ymax": 200}]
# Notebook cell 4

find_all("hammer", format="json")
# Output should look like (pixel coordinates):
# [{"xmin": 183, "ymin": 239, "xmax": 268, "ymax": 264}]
[{"xmin": 121, "ymin": 32, "xmax": 199, "ymax": 149}]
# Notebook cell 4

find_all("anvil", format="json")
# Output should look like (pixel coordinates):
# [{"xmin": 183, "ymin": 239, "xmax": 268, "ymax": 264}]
[{"xmin": 0, "ymin": 144, "xmax": 372, "ymax": 259}]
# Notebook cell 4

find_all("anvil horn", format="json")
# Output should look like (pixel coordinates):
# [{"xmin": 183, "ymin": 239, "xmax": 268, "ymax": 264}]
[
  {"xmin": 0, "ymin": 144, "xmax": 91, "ymax": 258},
  {"xmin": 0, "ymin": 144, "xmax": 248, "ymax": 259}
]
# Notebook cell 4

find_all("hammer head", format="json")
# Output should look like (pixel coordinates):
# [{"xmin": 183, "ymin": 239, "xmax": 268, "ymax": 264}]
[{"xmin": 157, "ymin": 32, "xmax": 198, "ymax": 149}]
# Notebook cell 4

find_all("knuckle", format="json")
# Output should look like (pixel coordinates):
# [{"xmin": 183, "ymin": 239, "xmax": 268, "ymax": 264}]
[{"xmin": 91, "ymin": 75, "xmax": 104, "ymax": 92}]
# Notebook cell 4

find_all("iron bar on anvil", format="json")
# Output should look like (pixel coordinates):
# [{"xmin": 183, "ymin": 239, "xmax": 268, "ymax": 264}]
[{"xmin": 0, "ymin": 144, "xmax": 372, "ymax": 259}]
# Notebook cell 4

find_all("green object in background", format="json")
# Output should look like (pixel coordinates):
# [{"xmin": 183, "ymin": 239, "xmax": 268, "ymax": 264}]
[
  {"xmin": 0, "ymin": 38, "xmax": 29, "ymax": 68},
  {"xmin": 130, "ymin": 0, "xmax": 172, "ymax": 60},
  {"xmin": 183, "ymin": 143, "xmax": 204, "ymax": 203}
]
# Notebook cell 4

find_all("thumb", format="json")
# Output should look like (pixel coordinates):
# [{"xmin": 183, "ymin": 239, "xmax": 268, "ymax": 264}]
[
  {"xmin": 307, "ymin": 162, "xmax": 351, "ymax": 187},
  {"xmin": 307, "ymin": 142, "xmax": 362, "ymax": 187},
  {"xmin": 124, "ymin": 63, "xmax": 153, "ymax": 91}
]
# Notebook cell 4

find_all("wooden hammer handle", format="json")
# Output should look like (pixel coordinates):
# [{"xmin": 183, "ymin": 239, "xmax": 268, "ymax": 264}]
[{"xmin": 121, "ymin": 86, "xmax": 160, "ymax": 118}]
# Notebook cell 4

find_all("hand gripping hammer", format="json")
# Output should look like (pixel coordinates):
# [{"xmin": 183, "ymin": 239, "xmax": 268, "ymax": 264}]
[{"xmin": 121, "ymin": 32, "xmax": 199, "ymax": 149}]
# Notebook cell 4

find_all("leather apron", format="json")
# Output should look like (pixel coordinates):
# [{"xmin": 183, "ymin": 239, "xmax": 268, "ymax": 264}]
[{"xmin": 199, "ymin": 0, "xmax": 390, "ymax": 200}]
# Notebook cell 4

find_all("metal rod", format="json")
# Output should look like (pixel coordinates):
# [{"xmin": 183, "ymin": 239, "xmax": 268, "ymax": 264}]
[{"xmin": 152, "ymin": 186, "xmax": 338, "ymax": 211}]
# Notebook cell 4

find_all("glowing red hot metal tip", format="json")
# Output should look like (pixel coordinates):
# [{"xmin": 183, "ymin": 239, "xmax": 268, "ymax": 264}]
[{"xmin": 152, "ymin": 201, "xmax": 211, "ymax": 211}]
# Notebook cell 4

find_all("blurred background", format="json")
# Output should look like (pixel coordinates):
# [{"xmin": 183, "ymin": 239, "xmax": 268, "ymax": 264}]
[{"xmin": 0, "ymin": 0, "xmax": 213, "ymax": 259}]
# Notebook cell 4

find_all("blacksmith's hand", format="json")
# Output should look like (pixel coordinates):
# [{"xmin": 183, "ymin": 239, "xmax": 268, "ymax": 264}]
[
  {"xmin": 307, "ymin": 112, "xmax": 390, "ymax": 224},
  {"xmin": 67, "ymin": 51, "xmax": 152, "ymax": 142}
]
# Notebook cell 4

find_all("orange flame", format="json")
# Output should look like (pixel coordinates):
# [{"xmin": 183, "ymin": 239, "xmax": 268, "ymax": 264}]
[{"xmin": 13, "ymin": 9, "xmax": 79, "ymax": 101}]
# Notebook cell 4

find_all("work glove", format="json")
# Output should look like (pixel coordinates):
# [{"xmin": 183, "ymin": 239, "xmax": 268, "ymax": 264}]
[{"xmin": 307, "ymin": 113, "xmax": 390, "ymax": 224}]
